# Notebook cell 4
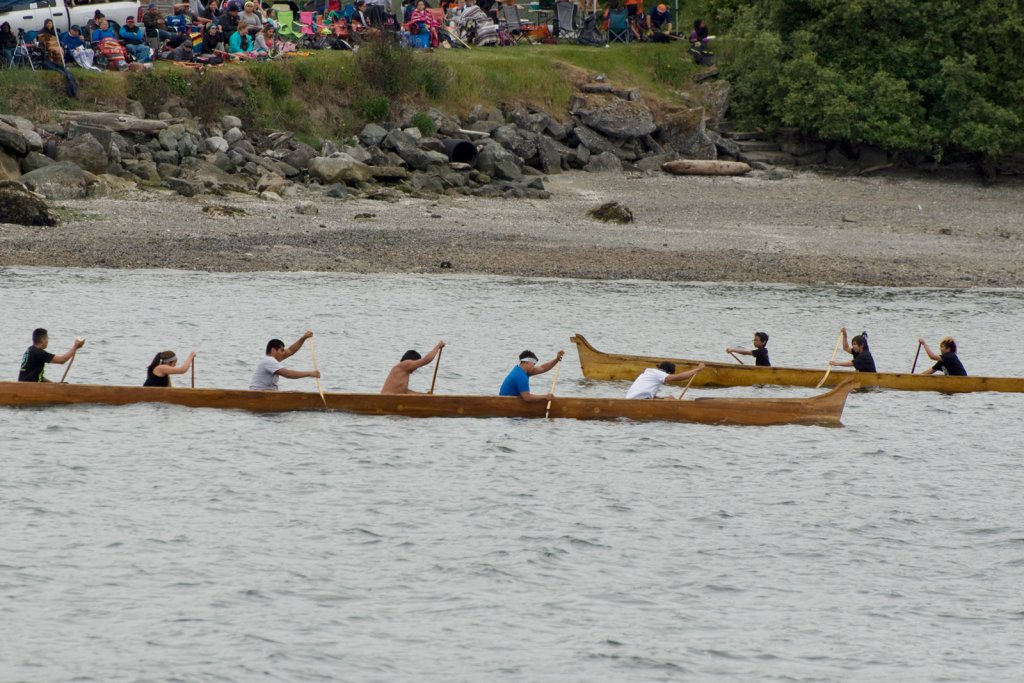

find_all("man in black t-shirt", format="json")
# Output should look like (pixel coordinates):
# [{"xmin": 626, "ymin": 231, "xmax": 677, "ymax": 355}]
[
  {"xmin": 727, "ymin": 331, "xmax": 771, "ymax": 367},
  {"xmin": 18, "ymin": 328, "xmax": 86, "ymax": 382}
]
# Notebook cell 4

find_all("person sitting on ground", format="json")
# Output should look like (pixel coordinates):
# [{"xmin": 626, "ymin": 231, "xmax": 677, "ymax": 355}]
[
  {"xmin": 1, "ymin": 22, "xmax": 17, "ymax": 66},
  {"xmin": 144, "ymin": 350, "xmax": 196, "ymax": 387},
  {"xmin": 626, "ymin": 361, "xmax": 706, "ymax": 399},
  {"xmin": 18, "ymin": 328, "xmax": 85, "ymax": 383},
  {"xmin": 60, "ymin": 25, "xmax": 99, "ymax": 69},
  {"xmin": 90, "ymin": 17, "xmax": 118, "ymax": 45},
  {"xmin": 143, "ymin": 4, "xmax": 175, "ymax": 41},
  {"xmin": 227, "ymin": 24, "xmax": 260, "ymax": 58},
  {"xmin": 409, "ymin": 0, "xmax": 441, "ymax": 44},
  {"xmin": 218, "ymin": 2, "xmax": 242, "ymax": 34},
  {"xmin": 196, "ymin": 0, "xmax": 222, "ymax": 26},
  {"xmin": 239, "ymin": 1, "xmax": 263, "ymax": 35},
  {"xmin": 162, "ymin": 37, "xmax": 194, "ymax": 60},
  {"xmin": 830, "ymin": 328, "xmax": 876, "ymax": 373},
  {"xmin": 119, "ymin": 17, "xmax": 153, "ymax": 62},
  {"xmin": 263, "ymin": 7, "xmax": 279, "ymax": 30},
  {"xmin": 454, "ymin": 0, "xmax": 488, "ymax": 28},
  {"xmin": 249, "ymin": 331, "xmax": 321, "ymax": 391},
  {"xmin": 36, "ymin": 19, "xmax": 64, "ymax": 64},
  {"xmin": 646, "ymin": 3, "xmax": 671, "ymax": 39},
  {"xmin": 85, "ymin": 10, "xmax": 106, "ymax": 41},
  {"xmin": 689, "ymin": 17, "xmax": 712, "ymax": 51},
  {"xmin": 253, "ymin": 24, "xmax": 275, "ymax": 54},
  {"xmin": 499, "ymin": 349, "xmax": 565, "ymax": 403},
  {"xmin": 727, "ymin": 331, "xmax": 770, "ymax": 367},
  {"xmin": 201, "ymin": 22, "xmax": 226, "ymax": 53},
  {"xmin": 380, "ymin": 340, "xmax": 446, "ymax": 394},
  {"xmin": 918, "ymin": 336, "xmax": 967, "ymax": 376}
]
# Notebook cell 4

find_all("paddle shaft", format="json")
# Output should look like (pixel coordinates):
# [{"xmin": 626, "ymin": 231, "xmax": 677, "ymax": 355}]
[
  {"xmin": 911, "ymin": 342, "xmax": 922, "ymax": 374},
  {"xmin": 544, "ymin": 359, "xmax": 562, "ymax": 419},
  {"xmin": 191, "ymin": 357, "xmax": 195, "ymax": 388},
  {"xmin": 429, "ymin": 346, "xmax": 443, "ymax": 394},
  {"xmin": 309, "ymin": 336, "xmax": 328, "ymax": 409},
  {"xmin": 59, "ymin": 355, "xmax": 76, "ymax": 384},
  {"xmin": 729, "ymin": 351, "xmax": 746, "ymax": 365},
  {"xmin": 677, "ymin": 370, "xmax": 700, "ymax": 400},
  {"xmin": 816, "ymin": 330, "xmax": 845, "ymax": 389}
]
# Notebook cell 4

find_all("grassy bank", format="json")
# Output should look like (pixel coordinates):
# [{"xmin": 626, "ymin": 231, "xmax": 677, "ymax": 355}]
[{"xmin": 0, "ymin": 43, "xmax": 699, "ymax": 143}]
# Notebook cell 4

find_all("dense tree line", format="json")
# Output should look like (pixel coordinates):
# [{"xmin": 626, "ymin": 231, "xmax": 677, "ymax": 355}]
[{"xmin": 706, "ymin": 0, "xmax": 1024, "ymax": 160}]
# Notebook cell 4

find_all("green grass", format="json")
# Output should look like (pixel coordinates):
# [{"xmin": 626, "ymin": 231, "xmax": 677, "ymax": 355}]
[{"xmin": 0, "ymin": 43, "xmax": 698, "ymax": 139}]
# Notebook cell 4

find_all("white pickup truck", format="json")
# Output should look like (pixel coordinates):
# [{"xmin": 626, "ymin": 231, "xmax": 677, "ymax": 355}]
[{"xmin": 0, "ymin": 0, "xmax": 143, "ymax": 35}]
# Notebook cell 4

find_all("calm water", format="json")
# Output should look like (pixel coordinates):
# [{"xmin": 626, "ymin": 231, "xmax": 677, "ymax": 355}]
[{"xmin": 2, "ymin": 268, "xmax": 1023, "ymax": 682}]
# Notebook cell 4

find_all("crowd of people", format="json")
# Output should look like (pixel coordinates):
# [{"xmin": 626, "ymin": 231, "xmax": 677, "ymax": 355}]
[
  {"xmin": 17, "ymin": 327, "xmax": 967, "ymax": 401},
  {"xmin": 2, "ymin": 0, "xmax": 716, "ymax": 73}
]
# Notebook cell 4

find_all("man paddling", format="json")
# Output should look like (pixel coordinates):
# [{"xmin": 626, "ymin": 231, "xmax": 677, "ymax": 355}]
[
  {"xmin": 249, "ymin": 330, "xmax": 321, "ymax": 391},
  {"xmin": 626, "ymin": 361, "xmax": 706, "ymax": 399},
  {"xmin": 381, "ymin": 340, "xmax": 446, "ymax": 394},
  {"xmin": 18, "ymin": 328, "xmax": 85, "ymax": 382},
  {"xmin": 499, "ymin": 349, "xmax": 564, "ymax": 402}
]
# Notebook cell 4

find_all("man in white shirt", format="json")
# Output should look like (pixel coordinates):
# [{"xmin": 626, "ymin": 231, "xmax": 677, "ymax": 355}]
[
  {"xmin": 249, "ymin": 330, "xmax": 321, "ymax": 390},
  {"xmin": 625, "ymin": 361, "xmax": 705, "ymax": 399}
]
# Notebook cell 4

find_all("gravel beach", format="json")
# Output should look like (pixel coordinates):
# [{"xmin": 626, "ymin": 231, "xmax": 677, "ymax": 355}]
[{"xmin": 2, "ymin": 170, "xmax": 1022, "ymax": 287}]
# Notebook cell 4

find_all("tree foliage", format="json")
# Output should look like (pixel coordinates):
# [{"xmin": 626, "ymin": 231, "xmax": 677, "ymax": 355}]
[{"xmin": 707, "ymin": 0, "xmax": 1024, "ymax": 159}]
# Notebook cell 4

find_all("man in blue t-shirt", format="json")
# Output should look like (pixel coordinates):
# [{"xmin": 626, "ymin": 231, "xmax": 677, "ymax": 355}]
[{"xmin": 499, "ymin": 349, "xmax": 565, "ymax": 402}]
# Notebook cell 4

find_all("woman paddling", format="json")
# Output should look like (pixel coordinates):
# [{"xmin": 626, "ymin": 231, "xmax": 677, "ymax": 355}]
[
  {"xmin": 918, "ymin": 336, "xmax": 967, "ymax": 376},
  {"xmin": 830, "ymin": 328, "xmax": 876, "ymax": 373},
  {"xmin": 144, "ymin": 350, "xmax": 196, "ymax": 387}
]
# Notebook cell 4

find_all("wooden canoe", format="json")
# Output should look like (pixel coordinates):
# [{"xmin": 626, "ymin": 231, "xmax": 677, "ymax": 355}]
[
  {"xmin": 0, "ymin": 380, "xmax": 856, "ymax": 426},
  {"xmin": 572, "ymin": 334, "xmax": 1024, "ymax": 393}
]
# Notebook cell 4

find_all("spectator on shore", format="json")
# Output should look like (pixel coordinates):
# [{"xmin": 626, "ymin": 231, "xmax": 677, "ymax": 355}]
[
  {"xmin": 219, "ymin": 3, "xmax": 241, "ymax": 34},
  {"xmin": 85, "ymin": 11, "xmax": 106, "ymax": 41},
  {"xmin": 227, "ymin": 24, "xmax": 259, "ymax": 58},
  {"xmin": 201, "ymin": 22, "xmax": 225, "ymax": 53},
  {"xmin": 61, "ymin": 25, "xmax": 99, "ymax": 69},
  {"xmin": 120, "ymin": 17, "xmax": 153, "ymax": 62},
  {"xmin": 1, "ymin": 22, "xmax": 17, "ymax": 66},
  {"xmin": 196, "ymin": 0, "xmax": 222, "ymax": 26},
  {"xmin": 165, "ymin": 4, "xmax": 191, "ymax": 33},
  {"xmin": 647, "ymin": 3, "xmax": 671, "ymax": 39},
  {"xmin": 689, "ymin": 18, "xmax": 712, "ymax": 50},
  {"xmin": 144, "ymin": 4, "xmax": 175, "ymax": 41},
  {"xmin": 91, "ymin": 18, "xmax": 118, "ymax": 45},
  {"xmin": 36, "ymin": 19, "xmax": 64, "ymax": 64},
  {"xmin": 239, "ymin": 2, "xmax": 263, "ymax": 35}
]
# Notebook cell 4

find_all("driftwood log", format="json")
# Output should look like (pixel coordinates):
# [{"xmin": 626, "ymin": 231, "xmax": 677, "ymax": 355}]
[
  {"xmin": 662, "ymin": 159, "xmax": 752, "ymax": 176},
  {"xmin": 55, "ymin": 111, "xmax": 169, "ymax": 133}
]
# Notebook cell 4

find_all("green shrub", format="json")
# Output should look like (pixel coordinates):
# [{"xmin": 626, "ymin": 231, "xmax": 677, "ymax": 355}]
[
  {"xmin": 409, "ymin": 112, "xmax": 437, "ymax": 137},
  {"xmin": 358, "ymin": 95, "xmax": 391, "ymax": 122}
]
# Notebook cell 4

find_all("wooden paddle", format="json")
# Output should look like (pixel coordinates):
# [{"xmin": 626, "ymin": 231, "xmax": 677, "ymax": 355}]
[
  {"xmin": 911, "ymin": 341, "xmax": 923, "ymax": 374},
  {"xmin": 309, "ymin": 335, "xmax": 328, "ymax": 409},
  {"xmin": 429, "ymin": 346, "xmax": 443, "ymax": 394},
  {"xmin": 729, "ymin": 351, "xmax": 746, "ymax": 365},
  {"xmin": 677, "ymin": 368, "xmax": 702, "ymax": 400},
  {"xmin": 191, "ymin": 355, "xmax": 196, "ymax": 389},
  {"xmin": 544, "ymin": 359, "xmax": 562, "ymax": 419},
  {"xmin": 59, "ymin": 337, "xmax": 84, "ymax": 383},
  {"xmin": 816, "ymin": 330, "xmax": 845, "ymax": 389}
]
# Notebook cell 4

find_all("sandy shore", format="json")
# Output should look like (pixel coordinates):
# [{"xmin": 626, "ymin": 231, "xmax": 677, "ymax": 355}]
[{"xmin": 2, "ymin": 170, "xmax": 1022, "ymax": 287}]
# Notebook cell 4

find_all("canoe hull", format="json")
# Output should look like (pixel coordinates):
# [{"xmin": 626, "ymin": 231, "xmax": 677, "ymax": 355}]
[
  {"xmin": 571, "ymin": 334, "xmax": 1024, "ymax": 393},
  {"xmin": 0, "ymin": 380, "xmax": 854, "ymax": 426}
]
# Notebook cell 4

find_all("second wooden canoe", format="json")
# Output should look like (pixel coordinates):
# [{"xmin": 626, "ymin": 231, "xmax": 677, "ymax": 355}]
[
  {"xmin": 0, "ymin": 380, "xmax": 856, "ymax": 426},
  {"xmin": 571, "ymin": 334, "xmax": 1024, "ymax": 393}
]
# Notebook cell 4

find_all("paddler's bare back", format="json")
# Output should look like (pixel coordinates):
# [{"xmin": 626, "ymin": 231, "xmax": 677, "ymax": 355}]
[{"xmin": 380, "ymin": 340, "xmax": 446, "ymax": 394}]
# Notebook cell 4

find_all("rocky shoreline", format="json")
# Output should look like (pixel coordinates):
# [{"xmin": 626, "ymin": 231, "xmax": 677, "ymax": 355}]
[{"xmin": 2, "ymin": 169, "xmax": 1022, "ymax": 288}]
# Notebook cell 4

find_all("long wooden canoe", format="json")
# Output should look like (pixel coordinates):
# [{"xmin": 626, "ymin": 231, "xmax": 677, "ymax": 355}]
[
  {"xmin": 572, "ymin": 334, "xmax": 1024, "ymax": 393},
  {"xmin": 0, "ymin": 380, "xmax": 856, "ymax": 426}
]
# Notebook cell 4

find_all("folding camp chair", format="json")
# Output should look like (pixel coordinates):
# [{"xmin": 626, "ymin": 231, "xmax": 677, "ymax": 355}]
[
  {"xmin": 499, "ymin": 4, "xmax": 534, "ymax": 44},
  {"xmin": 606, "ymin": 8, "xmax": 630, "ymax": 43},
  {"xmin": 553, "ymin": 1, "xmax": 579, "ymax": 42},
  {"xmin": 276, "ymin": 10, "xmax": 303, "ymax": 41}
]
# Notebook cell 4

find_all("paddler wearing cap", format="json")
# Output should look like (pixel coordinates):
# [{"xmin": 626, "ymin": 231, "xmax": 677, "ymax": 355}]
[
  {"xmin": 498, "ymin": 349, "xmax": 565, "ymax": 402},
  {"xmin": 144, "ymin": 350, "xmax": 197, "ymax": 387}
]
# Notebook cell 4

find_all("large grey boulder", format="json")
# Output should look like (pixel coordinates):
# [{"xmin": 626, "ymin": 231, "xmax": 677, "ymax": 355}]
[
  {"xmin": 358, "ymin": 123, "xmax": 388, "ymax": 148},
  {"xmin": 572, "ymin": 125, "xmax": 621, "ymax": 157},
  {"xmin": 0, "ymin": 150, "xmax": 21, "ymax": 181},
  {"xmin": 176, "ymin": 157, "xmax": 253, "ymax": 193},
  {"xmin": 206, "ymin": 136, "xmax": 229, "ymax": 154},
  {"xmin": 532, "ymin": 136, "xmax": 568, "ymax": 174},
  {"xmin": 584, "ymin": 151, "xmax": 623, "ymax": 173},
  {"xmin": 57, "ymin": 132, "xmax": 109, "ymax": 174},
  {"xmin": 20, "ymin": 161, "xmax": 101, "ymax": 199},
  {"xmin": 659, "ymin": 108, "xmax": 717, "ymax": 160},
  {"xmin": 308, "ymin": 155, "xmax": 373, "ymax": 185},
  {"xmin": 476, "ymin": 143, "xmax": 522, "ymax": 181},
  {"xmin": 281, "ymin": 141, "xmax": 317, "ymax": 171},
  {"xmin": 0, "ymin": 181, "xmax": 59, "ymax": 226},
  {"xmin": 571, "ymin": 93, "xmax": 657, "ymax": 139},
  {"xmin": 696, "ymin": 80, "xmax": 732, "ymax": 130},
  {"xmin": 493, "ymin": 125, "xmax": 538, "ymax": 161},
  {"xmin": 20, "ymin": 151, "xmax": 55, "ymax": 175},
  {"xmin": 382, "ymin": 128, "xmax": 420, "ymax": 156},
  {"xmin": 0, "ymin": 123, "xmax": 30, "ymax": 157}
]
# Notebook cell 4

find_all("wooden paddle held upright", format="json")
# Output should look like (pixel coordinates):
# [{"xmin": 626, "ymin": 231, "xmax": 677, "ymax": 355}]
[
  {"xmin": 191, "ymin": 356, "xmax": 196, "ymax": 389},
  {"xmin": 429, "ymin": 347, "xmax": 443, "ymax": 395},
  {"xmin": 677, "ymin": 368, "xmax": 702, "ymax": 400},
  {"xmin": 544, "ymin": 359, "xmax": 562, "ymax": 419},
  {"xmin": 816, "ymin": 330, "xmax": 845, "ymax": 389},
  {"xmin": 911, "ymin": 342, "xmax": 923, "ymax": 374},
  {"xmin": 309, "ymin": 334, "xmax": 328, "ymax": 409},
  {"xmin": 59, "ymin": 337, "xmax": 84, "ymax": 383}
]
